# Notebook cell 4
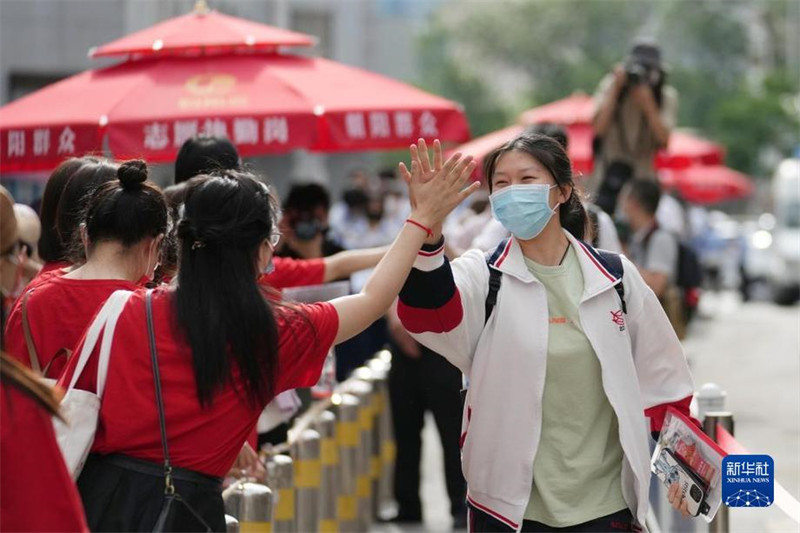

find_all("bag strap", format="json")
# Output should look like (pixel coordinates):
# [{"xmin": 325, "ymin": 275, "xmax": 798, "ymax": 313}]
[
  {"xmin": 66, "ymin": 290, "xmax": 133, "ymax": 392},
  {"xmin": 145, "ymin": 289, "xmax": 175, "ymax": 496},
  {"xmin": 596, "ymin": 249, "xmax": 627, "ymax": 314},
  {"xmin": 21, "ymin": 289, "xmax": 42, "ymax": 373},
  {"xmin": 484, "ymin": 239, "xmax": 508, "ymax": 324}
]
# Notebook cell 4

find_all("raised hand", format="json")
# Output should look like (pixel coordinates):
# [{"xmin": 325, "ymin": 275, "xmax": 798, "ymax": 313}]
[
  {"xmin": 408, "ymin": 148, "xmax": 478, "ymax": 235},
  {"xmin": 399, "ymin": 138, "xmax": 444, "ymax": 210}
]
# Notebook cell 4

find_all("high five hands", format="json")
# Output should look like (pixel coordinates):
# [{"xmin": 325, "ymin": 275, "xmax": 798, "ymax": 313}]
[{"xmin": 399, "ymin": 138, "xmax": 479, "ymax": 245}]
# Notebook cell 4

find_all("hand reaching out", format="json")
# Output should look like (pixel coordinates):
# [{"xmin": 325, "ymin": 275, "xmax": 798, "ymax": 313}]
[
  {"xmin": 399, "ymin": 138, "xmax": 444, "ymax": 210},
  {"xmin": 399, "ymin": 138, "xmax": 478, "ymax": 242}
]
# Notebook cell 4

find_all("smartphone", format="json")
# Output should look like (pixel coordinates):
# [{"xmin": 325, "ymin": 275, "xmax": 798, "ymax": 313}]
[{"xmin": 655, "ymin": 448, "xmax": 709, "ymax": 516}]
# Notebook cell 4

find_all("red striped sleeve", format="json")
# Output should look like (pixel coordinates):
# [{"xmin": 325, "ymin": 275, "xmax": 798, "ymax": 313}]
[{"xmin": 397, "ymin": 290, "xmax": 463, "ymax": 334}]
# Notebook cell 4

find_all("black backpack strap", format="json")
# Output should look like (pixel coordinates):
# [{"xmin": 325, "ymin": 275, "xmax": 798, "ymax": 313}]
[
  {"xmin": 484, "ymin": 240, "xmax": 508, "ymax": 324},
  {"xmin": 595, "ymin": 248, "xmax": 627, "ymax": 315}
]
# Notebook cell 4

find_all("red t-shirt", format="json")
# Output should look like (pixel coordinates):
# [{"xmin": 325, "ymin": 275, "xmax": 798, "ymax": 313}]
[
  {"xmin": 27, "ymin": 261, "xmax": 70, "ymax": 288},
  {"xmin": 260, "ymin": 257, "xmax": 325, "ymax": 290},
  {"xmin": 58, "ymin": 287, "xmax": 339, "ymax": 477},
  {"xmin": 1, "ymin": 379, "xmax": 89, "ymax": 532},
  {"xmin": 4, "ymin": 277, "xmax": 138, "ymax": 378}
]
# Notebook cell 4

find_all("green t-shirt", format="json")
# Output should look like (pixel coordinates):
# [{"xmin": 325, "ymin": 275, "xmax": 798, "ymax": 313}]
[{"xmin": 523, "ymin": 245, "xmax": 627, "ymax": 526}]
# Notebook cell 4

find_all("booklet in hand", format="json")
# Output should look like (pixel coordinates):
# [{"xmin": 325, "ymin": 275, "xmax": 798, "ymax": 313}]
[{"xmin": 651, "ymin": 407, "xmax": 727, "ymax": 522}]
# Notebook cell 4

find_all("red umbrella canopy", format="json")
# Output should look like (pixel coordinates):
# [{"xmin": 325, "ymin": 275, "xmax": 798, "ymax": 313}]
[
  {"xmin": 450, "ymin": 94, "xmax": 725, "ymax": 180},
  {"xmin": 454, "ymin": 123, "xmax": 594, "ymax": 179},
  {"xmin": 90, "ymin": 4, "xmax": 315, "ymax": 58},
  {"xmin": 517, "ymin": 92, "xmax": 595, "ymax": 126},
  {"xmin": 0, "ymin": 54, "xmax": 469, "ymax": 172},
  {"xmin": 659, "ymin": 165, "xmax": 754, "ymax": 204}
]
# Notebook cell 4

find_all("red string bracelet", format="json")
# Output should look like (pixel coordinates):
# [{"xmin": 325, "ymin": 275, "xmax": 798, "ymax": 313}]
[{"xmin": 405, "ymin": 218, "xmax": 434, "ymax": 238}]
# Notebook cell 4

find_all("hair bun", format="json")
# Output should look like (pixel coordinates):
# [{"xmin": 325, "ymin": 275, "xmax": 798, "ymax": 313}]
[{"xmin": 118, "ymin": 159, "xmax": 148, "ymax": 190}]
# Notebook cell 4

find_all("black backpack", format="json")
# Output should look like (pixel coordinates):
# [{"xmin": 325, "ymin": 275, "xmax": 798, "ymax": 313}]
[{"xmin": 643, "ymin": 227, "xmax": 703, "ymax": 293}]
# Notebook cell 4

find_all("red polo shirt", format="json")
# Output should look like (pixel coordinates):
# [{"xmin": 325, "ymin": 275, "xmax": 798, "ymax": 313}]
[
  {"xmin": 4, "ymin": 276, "xmax": 137, "ymax": 377},
  {"xmin": 58, "ymin": 287, "xmax": 338, "ymax": 477}
]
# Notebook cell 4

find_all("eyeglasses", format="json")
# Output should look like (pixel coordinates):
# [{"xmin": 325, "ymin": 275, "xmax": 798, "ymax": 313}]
[{"xmin": 269, "ymin": 231, "xmax": 281, "ymax": 248}]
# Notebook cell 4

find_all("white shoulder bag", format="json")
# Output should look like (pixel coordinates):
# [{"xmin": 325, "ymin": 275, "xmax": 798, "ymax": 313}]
[{"xmin": 53, "ymin": 289, "xmax": 133, "ymax": 478}]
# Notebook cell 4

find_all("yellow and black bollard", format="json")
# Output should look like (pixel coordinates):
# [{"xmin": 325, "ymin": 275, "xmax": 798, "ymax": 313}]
[
  {"xmin": 368, "ymin": 354, "xmax": 396, "ymax": 514},
  {"xmin": 266, "ymin": 454, "xmax": 295, "ymax": 533},
  {"xmin": 334, "ymin": 393, "xmax": 360, "ymax": 532},
  {"xmin": 222, "ymin": 479, "xmax": 273, "ymax": 532},
  {"xmin": 313, "ymin": 410, "xmax": 340, "ymax": 532},
  {"xmin": 344, "ymin": 378, "xmax": 375, "ymax": 530},
  {"xmin": 293, "ymin": 429, "xmax": 322, "ymax": 533}
]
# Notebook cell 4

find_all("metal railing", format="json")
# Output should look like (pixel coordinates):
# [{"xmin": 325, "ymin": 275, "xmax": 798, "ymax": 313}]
[{"xmin": 223, "ymin": 350, "xmax": 395, "ymax": 532}]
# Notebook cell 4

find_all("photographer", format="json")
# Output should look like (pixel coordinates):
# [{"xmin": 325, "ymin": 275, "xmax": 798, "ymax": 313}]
[{"xmin": 592, "ymin": 41, "xmax": 678, "ymax": 214}]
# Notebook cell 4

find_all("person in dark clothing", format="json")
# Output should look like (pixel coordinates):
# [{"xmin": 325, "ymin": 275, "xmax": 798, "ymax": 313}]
[
  {"xmin": 384, "ymin": 305, "xmax": 467, "ymax": 528},
  {"xmin": 277, "ymin": 182, "xmax": 345, "ymax": 260}
]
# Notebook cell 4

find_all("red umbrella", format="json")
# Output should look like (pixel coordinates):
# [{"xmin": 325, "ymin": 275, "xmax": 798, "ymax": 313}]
[
  {"xmin": 0, "ymin": 10, "xmax": 469, "ymax": 173},
  {"xmin": 90, "ymin": 3, "xmax": 315, "ymax": 58},
  {"xmin": 454, "ymin": 123, "xmax": 594, "ymax": 178},
  {"xmin": 517, "ymin": 92, "xmax": 594, "ymax": 126},
  {"xmin": 659, "ymin": 165, "xmax": 754, "ymax": 204}
]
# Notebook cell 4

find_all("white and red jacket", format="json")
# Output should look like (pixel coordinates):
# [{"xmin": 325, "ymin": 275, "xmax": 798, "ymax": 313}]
[{"xmin": 397, "ymin": 230, "xmax": 696, "ymax": 532}]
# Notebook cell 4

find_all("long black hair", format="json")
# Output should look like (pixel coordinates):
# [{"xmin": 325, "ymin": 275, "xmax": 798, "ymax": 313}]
[
  {"xmin": 38, "ymin": 157, "xmax": 99, "ymax": 263},
  {"xmin": 57, "ymin": 158, "xmax": 119, "ymax": 264},
  {"xmin": 175, "ymin": 171, "xmax": 280, "ymax": 408},
  {"xmin": 484, "ymin": 132, "xmax": 588, "ymax": 240}
]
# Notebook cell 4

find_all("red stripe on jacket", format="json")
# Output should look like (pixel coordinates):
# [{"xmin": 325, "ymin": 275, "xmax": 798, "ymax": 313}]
[
  {"xmin": 397, "ymin": 290, "xmax": 463, "ymax": 334},
  {"xmin": 645, "ymin": 395, "xmax": 701, "ymax": 433},
  {"xmin": 467, "ymin": 496, "xmax": 519, "ymax": 529}
]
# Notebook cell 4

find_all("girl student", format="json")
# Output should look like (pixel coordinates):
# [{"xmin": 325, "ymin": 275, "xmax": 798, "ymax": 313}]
[
  {"xmin": 397, "ymin": 134, "xmax": 696, "ymax": 532},
  {"xmin": 4, "ymin": 159, "xmax": 166, "ymax": 378}
]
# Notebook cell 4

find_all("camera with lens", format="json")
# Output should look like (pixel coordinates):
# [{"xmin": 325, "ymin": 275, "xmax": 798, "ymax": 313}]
[{"xmin": 624, "ymin": 61, "xmax": 648, "ymax": 86}]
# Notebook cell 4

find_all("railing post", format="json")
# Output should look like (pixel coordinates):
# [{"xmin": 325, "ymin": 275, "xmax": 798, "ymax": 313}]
[
  {"xmin": 313, "ymin": 410, "xmax": 339, "ymax": 532},
  {"xmin": 334, "ymin": 394, "xmax": 360, "ymax": 532},
  {"xmin": 368, "ymin": 353, "xmax": 395, "ymax": 514},
  {"xmin": 696, "ymin": 383, "xmax": 727, "ymax": 420},
  {"xmin": 293, "ymin": 429, "xmax": 322, "ymax": 533},
  {"xmin": 222, "ymin": 480, "xmax": 273, "ymax": 532},
  {"xmin": 704, "ymin": 411, "xmax": 735, "ymax": 533},
  {"xmin": 344, "ymin": 379, "xmax": 375, "ymax": 530},
  {"xmin": 267, "ymin": 454, "xmax": 295, "ymax": 533}
]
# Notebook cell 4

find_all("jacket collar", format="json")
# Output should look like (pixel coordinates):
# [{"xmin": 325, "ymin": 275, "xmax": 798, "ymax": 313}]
[{"xmin": 488, "ymin": 230, "xmax": 621, "ymax": 298}]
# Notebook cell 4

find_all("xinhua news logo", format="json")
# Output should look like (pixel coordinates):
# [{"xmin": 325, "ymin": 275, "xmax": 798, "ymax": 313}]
[{"xmin": 722, "ymin": 454, "xmax": 774, "ymax": 508}]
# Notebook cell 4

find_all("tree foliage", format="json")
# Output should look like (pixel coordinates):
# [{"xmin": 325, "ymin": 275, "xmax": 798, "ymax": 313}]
[{"xmin": 417, "ymin": 0, "xmax": 799, "ymax": 175}]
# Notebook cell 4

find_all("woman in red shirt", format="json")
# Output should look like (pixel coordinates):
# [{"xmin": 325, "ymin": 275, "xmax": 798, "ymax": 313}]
[
  {"xmin": 4, "ymin": 159, "xmax": 167, "ymax": 377},
  {"xmin": 0, "ymin": 352, "xmax": 88, "ymax": 532},
  {"xmin": 28, "ymin": 156, "xmax": 108, "ymax": 285},
  {"xmin": 61, "ymin": 148, "xmax": 477, "ymax": 531}
]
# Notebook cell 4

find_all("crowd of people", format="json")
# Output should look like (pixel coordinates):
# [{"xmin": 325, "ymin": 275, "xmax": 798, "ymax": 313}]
[{"xmin": 0, "ymin": 39, "xmax": 707, "ymax": 533}]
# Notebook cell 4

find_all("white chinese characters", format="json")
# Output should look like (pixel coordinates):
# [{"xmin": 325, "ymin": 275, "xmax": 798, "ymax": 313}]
[
  {"xmin": 143, "ymin": 122, "xmax": 169, "ymax": 150},
  {"xmin": 263, "ymin": 117, "xmax": 288, "ymax": 144},
  {"xmin": 7, "ymin": 131, "xmax": 25, "ymax": 157},
  {"xmin": 233, "ymin": 118, "xmax": 259, "ymax": 145},
  {"xmin": 33, "ymin": 129, "xmax": 50, "ymax": 156}
]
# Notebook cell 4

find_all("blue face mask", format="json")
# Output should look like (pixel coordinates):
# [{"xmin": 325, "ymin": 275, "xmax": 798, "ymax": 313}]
[
  {"xmin": 263, "ymin": 258, "xmax": 275, "ymax": 275},
  {"xmin": 490, "ymin": 184, "xmax": 559, "ymax": 240}
]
